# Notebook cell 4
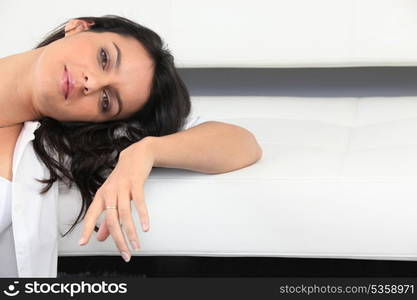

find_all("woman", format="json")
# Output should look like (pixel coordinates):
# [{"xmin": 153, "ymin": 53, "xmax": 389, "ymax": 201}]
[{"xmin": 0, "ymin": 15, "xmax": 262, "ymax": 277}]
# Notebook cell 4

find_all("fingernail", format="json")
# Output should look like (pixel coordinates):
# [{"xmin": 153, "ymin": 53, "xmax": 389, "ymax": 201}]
[
  {"xmin": 142, "ymin": 222, "xmax": 148, "ymax": 232},
  {"xmin": 130, "ymin": 240, "xmax": 140, "ymax": 251},
  {"xmin": 78, "ymin": 238, "xmax": 86, "ymax": 245},
  {"xmin": 121, "ymin": 251, "xmax": 131, "ymax": 263}
]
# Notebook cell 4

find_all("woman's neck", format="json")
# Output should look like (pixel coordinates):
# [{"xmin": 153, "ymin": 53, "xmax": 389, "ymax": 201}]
[{"xmin": 0, "ymin": 47, "xmax": 44, "ymax": 127}]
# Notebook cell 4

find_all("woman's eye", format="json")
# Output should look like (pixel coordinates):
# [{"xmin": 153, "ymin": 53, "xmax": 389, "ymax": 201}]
[
  {"xmin": 100, "ymin": 48, "xmax": 108, "ymax": 69},
  {"xmin": 101, "ymin": 91, "xmax": 111, "ymax": 112}
]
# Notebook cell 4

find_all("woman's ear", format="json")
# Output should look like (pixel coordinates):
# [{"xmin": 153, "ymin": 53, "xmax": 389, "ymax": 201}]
[{"xmin": 64, "ymin": 19, "xmax": 95, "ymax": 37}]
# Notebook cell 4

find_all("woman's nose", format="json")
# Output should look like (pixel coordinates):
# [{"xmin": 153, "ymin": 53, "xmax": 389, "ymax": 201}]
[{"xmin": 82, "ymin": 72, "xmax": 108, "ymax": 94}]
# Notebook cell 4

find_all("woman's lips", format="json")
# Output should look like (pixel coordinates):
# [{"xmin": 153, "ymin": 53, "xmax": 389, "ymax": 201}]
[
  {"xmin": 61, "ymin": 67, "xmax": 68, "ymax": 99},
  {"xmin": 61, "ymin": 66, "xmax": 74, "ymax": 100}
]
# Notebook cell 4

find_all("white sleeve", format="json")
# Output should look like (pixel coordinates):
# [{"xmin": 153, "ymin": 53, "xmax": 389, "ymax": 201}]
[{"xmin": 181, "ymin": 114, "xmax": 209, "ymax": 131}]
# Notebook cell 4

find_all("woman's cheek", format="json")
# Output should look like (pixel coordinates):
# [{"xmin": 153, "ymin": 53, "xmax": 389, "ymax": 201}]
[{"xmin": 75, "ymin": 102, "xmax": 98, "ymax": 122}]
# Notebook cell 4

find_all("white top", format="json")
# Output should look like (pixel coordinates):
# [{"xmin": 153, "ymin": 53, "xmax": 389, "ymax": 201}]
[
  {"xmin": 0, "ymin": 177, "xmax": 12, "ymax": 234},
  {"xmin": 7, "ymin": 120, "xmax": 59, "ymax": 278},
  {"xmin": 0, "ymin": 177, "xmax": 18, "ymax": 277}
]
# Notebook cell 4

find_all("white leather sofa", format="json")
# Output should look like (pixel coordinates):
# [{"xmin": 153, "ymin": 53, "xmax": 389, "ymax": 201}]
[{"xmin": 44, "ymin": 0, "xmax": 417, "ymax": 261}]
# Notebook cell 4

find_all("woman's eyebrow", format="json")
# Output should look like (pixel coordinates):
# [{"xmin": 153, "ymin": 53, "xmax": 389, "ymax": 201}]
[
  {"xmin": 111, "ymin": 41, "xmax": 123, "ymax": 117},
  {"xmin": 112, "ymin": 41, "xmax": 121, "ymax": 69}
]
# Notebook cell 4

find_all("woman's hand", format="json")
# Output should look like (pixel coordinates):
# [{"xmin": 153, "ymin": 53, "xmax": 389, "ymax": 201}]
[{"xmin": 78, "ymin": 137, "xmax": 155, "ymax": 262}]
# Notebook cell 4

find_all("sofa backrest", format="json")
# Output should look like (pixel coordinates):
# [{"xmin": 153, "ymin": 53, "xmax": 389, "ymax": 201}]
[{"xmin": 1, "ymin": 0, "xmax": 416, "ymax": 67}]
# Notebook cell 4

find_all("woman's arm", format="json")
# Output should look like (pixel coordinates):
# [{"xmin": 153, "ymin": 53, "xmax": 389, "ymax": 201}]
[{"xmin": 141, "ymin": 121, "xmax": 263, "ymax": 174}]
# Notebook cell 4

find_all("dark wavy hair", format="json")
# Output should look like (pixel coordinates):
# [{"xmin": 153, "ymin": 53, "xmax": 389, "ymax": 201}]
[{"xmin": 31, "ymin": 15, "xmax": 191, "ymax": 237}]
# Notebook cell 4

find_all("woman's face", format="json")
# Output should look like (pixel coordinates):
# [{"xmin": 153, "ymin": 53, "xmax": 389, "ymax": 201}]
[{"xmin": 32, "ymin": 23, "xmax": 154, "ymax": 123}]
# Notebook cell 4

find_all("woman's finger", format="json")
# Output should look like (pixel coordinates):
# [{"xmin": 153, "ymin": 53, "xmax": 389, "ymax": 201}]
[
  {"xmin": 79, "ymin": 193, "xmax": 105, "ymax": 245},
  {"xmin": 132, "ymin": 184, "xmax": 150, "ymax": 232},
  {"xmin": 96, "ymin": 221, "xmax": 110, "ymax": 241},
  {"xmin": 104, "ymin": 200, "xmax": 131, "ymax": 262},
  {"xmin": 118, "ymin": 187, "xmax": 140, "ymax": 251}
]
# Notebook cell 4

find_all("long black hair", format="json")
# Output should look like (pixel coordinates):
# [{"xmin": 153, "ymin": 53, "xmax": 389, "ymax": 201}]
[{"xmin": 31, "ymin": 15, "xmax": 191, "ymax": 237}]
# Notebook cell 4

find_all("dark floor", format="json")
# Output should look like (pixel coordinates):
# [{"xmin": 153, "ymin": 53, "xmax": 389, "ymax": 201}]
[{"xmin": 57, "ymin": 256, "xmax": 417, "ymax": 278}]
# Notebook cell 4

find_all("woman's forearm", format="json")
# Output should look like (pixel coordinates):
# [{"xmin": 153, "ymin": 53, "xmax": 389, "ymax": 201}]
[{"xmin": 142, "ymin": 121, "xmax": 263, "ymax": 174}]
